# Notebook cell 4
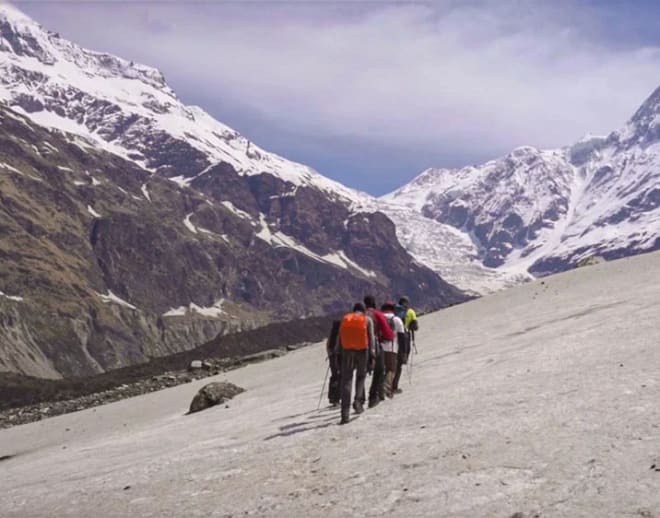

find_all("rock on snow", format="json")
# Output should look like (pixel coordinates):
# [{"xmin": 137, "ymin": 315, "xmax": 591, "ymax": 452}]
[
  {"xmin": 1, "ymin": 251, "xmax": 659, "ymax": 517},
  {"xmin": 188, "ymin": 382, "xmax": 245, "ymax": 414}
]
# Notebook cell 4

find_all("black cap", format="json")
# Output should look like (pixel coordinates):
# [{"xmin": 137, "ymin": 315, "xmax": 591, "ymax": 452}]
[
  {"xmin": 363, "ymin": 295, "xmax": 376, "ymax": 309},
  {"xmin": 352, "ymin": 302, "xmax": 366, "ymax": 312},
  {"xmin": 381, "ymin": 301, "xmax": 395, "ymax": 312}
]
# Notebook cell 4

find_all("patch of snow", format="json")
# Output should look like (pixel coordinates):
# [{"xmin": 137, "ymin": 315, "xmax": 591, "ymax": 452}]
[
  {"xmin": 162, "ymin": 306, "xmax": 187, "ymax": 317},
  {"xmin": 0, "ymin": 162, "xmax": 23, "ymax": 175},
  {"xmin": 41, "ymin": 141, "xmax": 59, "ymax": 153},
  {"xmin": 141, "ymin": 183, "xmax": 151, "ymax": 202},
  {"xmin": 56, "ymin": 165, "xmax": 74, "ymax": 172},
  {"xmin": 169, "ymin": 175, "xmax": 193, "ymax": 188},
  {"xmin": 221, "ymin": 201, "xmax": 255, "ymax": 222},
  {"xmin": 163, "ymin": 299, "xmax": 225, "ymax": 318},
  {"xmin": 256, "ymin": 215, "xmax": 376, "ymax": 278},
  {"xmin": 91, "ymin": 177, "xmax": 101, "ymax": 186},
  {"xmin": 322, "ymin": 250, "xmax": 377, "ymax": 278},
  {"xmin": 0, "ymin": 290, "xmax": 24, "ymax": 302},
  {"xmin": 10, "ymin": 106, "xmax": 150, "ymax": 169},
  {"xmin": 96, "ymin": 290, "xmax": 137, "ymax": 310},
  {"xmin": 86, "ymin": 205, "xmax": 102, "ymax": 218},
  {"xmin": 71, "ymin": 136, "xmax": 96, "ymax": 152},
  {"xmin": 183, "ymin": 213, "xmax": 197, "ymax": 234}
]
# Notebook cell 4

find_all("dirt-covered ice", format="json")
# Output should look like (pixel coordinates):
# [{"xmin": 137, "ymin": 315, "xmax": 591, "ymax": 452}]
[{"xmin": 1, "ymin": 251, "xmax": 660, "ymax": 517}]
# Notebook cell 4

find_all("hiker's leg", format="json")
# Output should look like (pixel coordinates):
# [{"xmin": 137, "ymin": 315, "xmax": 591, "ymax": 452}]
[
  {"xmin": 393, "ymin": 349, "xmax": 404, "ymax": 391},
  {"xmin": 368, "ymin": 348, "xmax": 382, "ymax": 404},
  {"xmin": 354, "ymin": 350, "xmax": 368, "ymax": 407},
  {"xmin": 375, "ymin": 348, "xmax": 386, "ymax": 400},
  {"xmin": 393, "ymin": 333, "xmax": 410, "ymax": 391},
  {"xmin": 384, "ymin": 351, "xmax": 397, "ymax": 397},
  {"xmin": 340, "ymin": 351, "xmax": 354, "ymax": 419},
  {"xmin": 328, "ymin": 353, "xmax": 341, "ymax": 404}
]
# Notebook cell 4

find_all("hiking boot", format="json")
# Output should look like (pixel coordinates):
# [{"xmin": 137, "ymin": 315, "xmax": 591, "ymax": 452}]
[
  {"xmin": 394, "ymin": 388, "xmax": 403, "ymax": 394},
  {"xmin": 384, "ymin": 372, "xmax": 395, "ymax": 398},
  {"xmin": 339, "ymin": 415, "xmax": 350, "ymax": 425},
  {"xmin": 353, "ymin": 401, "xmax": 364, "ymax": 414},
  {"xmin": 368, "ymin": 398, "xmax": 379, "ymax": 408}
]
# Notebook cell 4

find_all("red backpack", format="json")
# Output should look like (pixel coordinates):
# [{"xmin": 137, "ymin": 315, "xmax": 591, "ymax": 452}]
[
  {"xmin": 340, "ymin": 312, "xmax": 369, "ymax": 350},
  {"xmin": 370, "ymin": 309, "xmax": 395, "ymax": 342}
]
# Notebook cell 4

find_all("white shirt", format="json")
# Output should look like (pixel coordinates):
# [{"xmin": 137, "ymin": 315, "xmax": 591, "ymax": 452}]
[{"xmin": 380, "ymin": 312, "xmax": 404, "ymax": 353}]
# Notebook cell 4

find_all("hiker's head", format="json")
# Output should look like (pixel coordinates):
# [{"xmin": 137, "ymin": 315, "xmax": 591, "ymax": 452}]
[
  {"xmin": 352, "ymin": 302, "xmax": 366, "ymax": 313},
  {"xmin": 398, "ymin": 296, "xmax": 410, "ymax": 307},
  {"xmin": 381, "ymin": 301, "xmax": 395, "ymax": 312},
  {"xmin": 363, "ymin": 295, "xmax": 376, "ymax": 309}
]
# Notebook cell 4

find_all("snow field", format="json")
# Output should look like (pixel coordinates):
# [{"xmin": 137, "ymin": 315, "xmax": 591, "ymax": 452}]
[{"xmin": 1, "ymin": 251, "xmax": 659, "ymax": 517}]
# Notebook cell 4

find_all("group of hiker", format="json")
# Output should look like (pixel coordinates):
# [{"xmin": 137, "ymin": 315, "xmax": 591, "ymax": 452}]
[{"xmin": 325, "ymin": 295, "xmax": 419, "ymax": 425}]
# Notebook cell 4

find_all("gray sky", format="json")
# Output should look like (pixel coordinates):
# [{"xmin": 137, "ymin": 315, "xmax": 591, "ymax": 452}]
[{"xmin": 13, "ymin": 0, "xmax": 660, "ymax": 195}]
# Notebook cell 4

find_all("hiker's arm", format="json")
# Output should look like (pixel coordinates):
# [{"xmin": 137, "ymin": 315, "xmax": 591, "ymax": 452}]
[{"xmin": 367, "ymin": 318, "xmax": 376, "ymax": 357}]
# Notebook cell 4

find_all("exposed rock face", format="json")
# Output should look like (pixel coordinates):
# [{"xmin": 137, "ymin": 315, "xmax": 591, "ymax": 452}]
[
  {"xmin": 188, "ymin": 382, "xmax": 245, "ymax": 414},
  {"xmin": 0, "ymin": 6, "xmax": 468, "ymax": 379},
  {"xmin": 0, "ymin": 106, "xmax": 466, "ymax": 379}
]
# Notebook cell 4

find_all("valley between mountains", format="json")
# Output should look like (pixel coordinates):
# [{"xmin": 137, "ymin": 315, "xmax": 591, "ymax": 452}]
[{"xmin": 0, "ymin": 3, "xmax": 658, "ymax": 382}]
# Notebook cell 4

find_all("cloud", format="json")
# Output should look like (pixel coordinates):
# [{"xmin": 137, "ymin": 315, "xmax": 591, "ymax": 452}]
[{"xmin": 14, "ymin": 1, "xmax": 660, "ymax": 170}]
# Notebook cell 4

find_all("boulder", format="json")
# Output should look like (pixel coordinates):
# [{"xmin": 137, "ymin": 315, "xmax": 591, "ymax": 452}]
[{"xmin": 188, "ymin": 382, "xmax": 245, "ymax": 414}]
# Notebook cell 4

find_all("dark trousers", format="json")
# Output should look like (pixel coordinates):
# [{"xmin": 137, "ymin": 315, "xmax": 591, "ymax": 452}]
[
  {"xmin": 340, "ymin": 349, "xmax": 368, "ymax": 417},
  {"xmin": 328, "ymin": 353, "xmax": 342, "ymax": 404},
  {"xmin": 368, "ymin": 347, "xmax": 385, "ymax": 403},
  {"xmin": 393, "ymin": 334, "xmax": 410, "ymax": 391}
]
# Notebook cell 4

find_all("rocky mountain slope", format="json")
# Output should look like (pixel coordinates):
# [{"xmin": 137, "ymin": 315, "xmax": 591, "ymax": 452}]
[
  {"xmin": 0, "ymin": 5, "xmax": 467, "ymax": 379},
  {"xmin": 383, "ymin": 88, "xmax": 660, "ymax": 283},
  {"xmin": 1, "ymin": 251, "xmax": 659, "ymax": 517}
]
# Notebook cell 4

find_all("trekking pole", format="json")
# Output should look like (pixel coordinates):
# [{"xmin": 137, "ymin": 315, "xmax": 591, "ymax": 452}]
[
  {"xmin": 317, "ymin": 364, "xmax": 330, "ymax": 410},
  {"xmin": 411, "ymin": 330, "xmax": 418, "ymax": 354}
]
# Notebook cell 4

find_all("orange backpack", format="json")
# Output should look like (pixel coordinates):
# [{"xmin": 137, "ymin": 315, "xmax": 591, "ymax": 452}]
[{"xmin": 340, "ymin": 312, "xmax": 369, "ymax": 350}]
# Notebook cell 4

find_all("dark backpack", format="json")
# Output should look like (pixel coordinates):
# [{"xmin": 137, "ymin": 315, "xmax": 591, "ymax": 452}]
[
  {"xmin": 394, "ymin": 304, "xmax": 407, "ymax": 322},
  {"xmin": 409, "ymin": 318, "xmax": 419, "ymax": 332},
  {"xmin": 327, "ymin": 320, "xmax": 341, "ymax": 355}
]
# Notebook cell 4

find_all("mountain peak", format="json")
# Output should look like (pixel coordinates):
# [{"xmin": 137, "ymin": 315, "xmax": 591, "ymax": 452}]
[
  {"xmin": 631, "ymin": 84, "xmax": 660, "ymax": 121},
  {"xmin": 622, "ymin": 84, "xmax": 660, "ymax": 147},
  {"xmin": 0, "ymin": 2, "xmax": 57, "ymax": 64},
  {"xmin": 0, "ymin": 2, "xmax": 169, "ymax": 90},
  {"xmin": 0, "ymin": 2, "xmax": 37, "ymax": 26}
]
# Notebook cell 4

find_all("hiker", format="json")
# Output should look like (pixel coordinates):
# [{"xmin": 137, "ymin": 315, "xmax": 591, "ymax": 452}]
[
  {"xmin": 380, "ymin": 301, "xmax": 405, "ymax": 398},
  {"xmin": 339, "ymin": 302, "xmax": 376, "ymax": 424},
  {"xmin": 393, "ymin": 295, "xmax": 419, "ymax": 393},
  {"xmin": 326, "ymin": 320, "xmax": 342, "ymax": 406},
  {"xmin": 363, "ymin": 295, "xmax": 395, "ymax": 408}
]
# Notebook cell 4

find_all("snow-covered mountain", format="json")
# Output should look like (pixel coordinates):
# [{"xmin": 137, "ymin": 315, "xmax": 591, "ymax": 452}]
[
  {"xmin": 383, "ymin": 89, "xmax": 660, "ymax": 283},
  {"xmin": 2, "ymin": 250, "xmax": 659, "ymax": 517},
  {"xmin": 0, "ymin": 3, "xmax": 366, "ymax": 200},
  {"xmin": 0, "ymin": 4, "xmax": 466, "ymax": 379}
]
